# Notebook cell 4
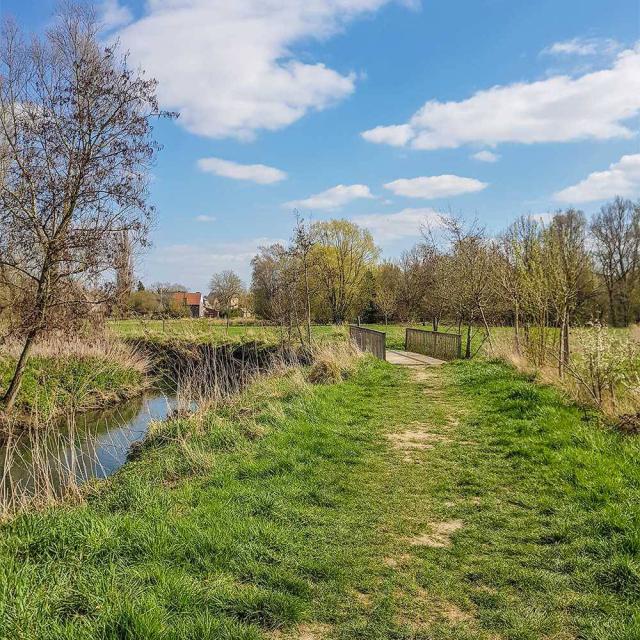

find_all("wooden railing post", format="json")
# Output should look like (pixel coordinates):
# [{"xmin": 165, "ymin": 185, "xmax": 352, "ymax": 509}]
[
  {"xmin": 349, "ymin": 325, "xmax": 386, "ymax": 360},
  {"xmin": 404, "ymin": 327, "xmax": 462, "ymax": 361}
]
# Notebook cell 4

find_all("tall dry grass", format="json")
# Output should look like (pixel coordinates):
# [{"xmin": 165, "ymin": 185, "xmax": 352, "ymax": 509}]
[
  {"xmin": 2, "ymin": 334, "xmax": 150, "ymax": 373},
  {"xmin": 488, "ymin": 324, "xmax": 640, "ymax": 420}
]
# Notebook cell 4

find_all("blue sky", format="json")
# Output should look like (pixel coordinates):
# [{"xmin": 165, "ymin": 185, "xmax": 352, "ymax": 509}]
[{"xmin": 2, "ymin": 0, "xmax": 639, "ymax": 291}]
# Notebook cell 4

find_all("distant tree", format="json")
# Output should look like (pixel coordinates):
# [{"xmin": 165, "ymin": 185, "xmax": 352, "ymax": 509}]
[
  {"xmin": 545, "ymin": 209, "xmax": 594, "ymax": 376},
  {"xmin": 375, "ymin": 262, "xmax": 400, "ymax": 325},
  {"xmin": 0, "ymin": 4, "xmax": 172, "ymax": 411},
  {"xmin": 251, "ymin": 244, "xmax": 286, "ymax": 321},
  {"xmin": 590, "ymin": 197, "xmax": 640, "ymax": 327},
  {"xmin": 292, "ymin": 214, "xmax": 315, "ymax": 344},
  {"xmin": 128, "ymin": 290, "xmax": 161, "ymax": 316},
  {"xmin": 136, "ymin": 281, "xmax": 145, "ymax": 292},
  {"xmin": 442, "ymin": 216, "xmax": 495, "ymax": 357},
  {"xmin": 149, "ymin": 282, "xmax": 187, "ymax": 314},
  {"xmin": 209, "ymin": 270, "xmax": 245, "ymax": 330}
]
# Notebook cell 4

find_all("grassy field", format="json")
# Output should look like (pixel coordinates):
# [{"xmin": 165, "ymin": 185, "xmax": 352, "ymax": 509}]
[
  {"xmin": 108, "ymin": 318, "xmax": 472, "ymax": 351},
  {"xmin": 0, "ymin": 356, "xmax": 637, "ymax": 638}
]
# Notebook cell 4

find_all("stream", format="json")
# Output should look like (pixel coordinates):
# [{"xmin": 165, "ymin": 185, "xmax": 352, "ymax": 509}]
[
  {"xmin": 0, "ymin": 341, "xmax": 287, "ymax": 502},
  {"xmin": 0, "ymin": 389, "xmax": 178, "ymax": 496}
]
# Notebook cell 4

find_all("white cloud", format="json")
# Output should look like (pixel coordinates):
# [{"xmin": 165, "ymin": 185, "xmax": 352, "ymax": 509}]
[
  {"xmin": 361, "ymin": 124, "xmax": 413, "ymax": 147},
  {"xmin": 541, "ymin": 37, "xmax": 621, "ymax": 57},
  {"xmin": 145, "ymin": 237, "xmax": 283, "ymax": 289},
  {"xmin": 361, "ymin": 44, "xmax": 640, "ymax": 150},
  {"xmin": 99, "ymin": 0, "xmax": 133, "ymax": 31},
  {"xmin": 195, "ymin": 215, "xmax": 216, "ymax": 222},
  {"xmin": 471, "ymin": 150, "xmax": 500, "ymax": 163},
  {"xmin": 197, "ymin": 157, "xmax": 287, "ymax": 184},
  {"xmin": 113, "ymin": 0, "xmax": 412, "ymax": 140},
  {"xmin": 352, "ymin": 207, "xmax": 443, "ymax": 242},
  {"xmin": 285, "ymin": 184, "xmax": 374, "ymax": 210},
  {"xmin": 554, "ymin": 154, "xmax": 640, "ymax": 203},
  {"xmin": 384, "ymin": 175, "xmax": 488, "ymax": 199}
]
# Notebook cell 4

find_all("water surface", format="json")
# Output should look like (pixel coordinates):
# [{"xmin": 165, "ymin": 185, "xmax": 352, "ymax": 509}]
[{"xmin": 0, "ymin": 390, "xmax": 177, "ymax": 495}]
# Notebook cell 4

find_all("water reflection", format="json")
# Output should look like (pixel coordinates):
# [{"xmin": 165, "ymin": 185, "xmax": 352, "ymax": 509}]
[{"xmin": 0, "ymin": 391, "xmax": 177, "ymax": 496}]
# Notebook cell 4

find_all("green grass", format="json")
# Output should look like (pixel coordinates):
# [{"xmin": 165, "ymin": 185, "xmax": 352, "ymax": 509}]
[
  {"xmin": 109, "ymin": 318, "xmax": 347, "ymax": 347},
  {"xmin": 109, "ymin": 318, "xmax": 471, "ymax": 351},
  {"xmin": 0, "ymin": 354, "xmax": 147, "ymax": 421},
  {"xmin": 1, "ymin": 358, "xmax": 638, "ymax": 638}
]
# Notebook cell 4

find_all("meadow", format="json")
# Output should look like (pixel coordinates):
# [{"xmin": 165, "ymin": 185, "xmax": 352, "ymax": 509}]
[{"xmin": 0, "ymin": 355, "xmax": 637, "ymax": 639}]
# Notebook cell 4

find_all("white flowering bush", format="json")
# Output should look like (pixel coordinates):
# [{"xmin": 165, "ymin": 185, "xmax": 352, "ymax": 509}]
[{"xmin": 569, "ymin": 321, "xmax": 640, "ymax": 412}]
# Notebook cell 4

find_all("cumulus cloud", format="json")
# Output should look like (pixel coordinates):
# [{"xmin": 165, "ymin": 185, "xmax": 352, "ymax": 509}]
[
  {"xmin": 145, "ymin": 237, "xmax": 283, "ymax": 289},
  {"xmin": 541, "ymin": 37, "xmax": 621, "ymax": 57},
  {"xmin": 361, "ymin": 44, "xmax": 640, "ymax": 150},
  {"xmin": 285, "ymin": 184, "xmax": 374, "ymax": 210},
  {"xmin": 554, "ymin": 154, "xmax": 640, "ymax": 203},
  {"xmin": 352, "ymin": 207, "xmax": 443, "ymax": 242},
  {"xmin": 471, "ymin": 150, "xmax": 500, "ymax": 163},
  {"xmin": 113, "ymin": 0, "xmax": 412, "ymax": 140},
  {"xmin": 361, "ymin": 124, "xmax": 413, "ymax": 147},
  {"xmin": 99, "ymin": 0, "xmax": 133, "ymax": 31},
  {"xmin": 197, "ymin": 157, "xmax": 287, "ymax": 184},
  {"xmin": 384, "ymin": 175, "xmax": 488, "ymax": 199}
]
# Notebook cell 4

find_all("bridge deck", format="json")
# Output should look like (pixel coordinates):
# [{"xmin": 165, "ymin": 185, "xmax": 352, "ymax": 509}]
[{"xmin": 386, "ymin": 349, "xmax": 444, "ymax": 366}]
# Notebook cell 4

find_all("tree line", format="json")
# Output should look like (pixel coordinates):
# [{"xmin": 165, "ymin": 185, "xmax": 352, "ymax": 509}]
[{"xmin": 250, "ymin": 198, "xmax": 640, "ymax": 369}]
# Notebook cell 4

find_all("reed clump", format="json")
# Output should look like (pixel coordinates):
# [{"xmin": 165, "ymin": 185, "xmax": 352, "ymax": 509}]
[{"xmin": 306, "ymin": 340, "xmax": 363, "ymax": 384}]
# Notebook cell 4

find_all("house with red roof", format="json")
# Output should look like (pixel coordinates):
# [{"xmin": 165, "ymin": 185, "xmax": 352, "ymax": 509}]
[{"xmin": 171, "ymin": 291, "xmax": 204, "ymax": 318}]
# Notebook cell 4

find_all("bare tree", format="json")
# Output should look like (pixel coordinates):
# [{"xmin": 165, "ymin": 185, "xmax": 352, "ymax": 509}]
[
  {"xmin": 442, "ymin": 216, "xmax": 494, "ymax": 357},
  {"xmin": 292, "ymin": 213, "xmax": 315, "ymax": 344},
  {"xmin": 209, "ymin": 270, "xmax": 245, "ymax": 330},
  {"xmin": 0, "ymin": 4, "xmax": 172, "ymax": 411},
  {"xmin": 545, "ymin": 209, "xmax": 593, "ymax": 376},
  {"xmin": 591, "ymin": 197, "xmax": 640, "ymax": 327}
]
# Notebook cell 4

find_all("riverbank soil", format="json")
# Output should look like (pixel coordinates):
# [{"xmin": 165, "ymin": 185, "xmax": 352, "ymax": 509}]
[{"xmin": 0, "ymin": 359, "xmax": 638, "ymax": 639}]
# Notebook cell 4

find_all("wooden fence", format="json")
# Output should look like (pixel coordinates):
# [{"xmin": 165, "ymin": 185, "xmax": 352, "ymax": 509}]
[
  {"xmin": 349, "ymin": 325, "xmax": 386, "ymax": 360},
  {"xmin": 405, "ymin": 328, "xmax": 461, "ymax": 361}
]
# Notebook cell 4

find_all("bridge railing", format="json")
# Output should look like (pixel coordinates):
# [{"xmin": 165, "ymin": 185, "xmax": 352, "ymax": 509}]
[
  {"xmin": 405, "ymin": 328, "xmax": 461, "ymax": 361},
  {"xmin": 349, "ymin": 325, "xmax": 386, "ymax": 360}
]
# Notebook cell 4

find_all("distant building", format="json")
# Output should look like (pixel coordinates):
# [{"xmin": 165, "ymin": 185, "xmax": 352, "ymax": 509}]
[
  {"xmin": 206, "ymin": 295, "xmax": 250, "ymax": 318},
  {"xmin": 203, "ymin": 299, "xmax": 220, "ymax": 318},
  {"xmin": 171, "ymin": 291, "xmax": 204, "ymax": 318}
]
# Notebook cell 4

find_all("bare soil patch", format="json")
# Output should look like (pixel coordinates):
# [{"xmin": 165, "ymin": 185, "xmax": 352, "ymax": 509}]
[
  {"xmin": 387, "ymin": 428, "xmax": 452, "ymax": 451},
  {"xmin": 271, "ymin": 623, "xmax": 332, "ymax": 640},
  {"xmin": 409, "ymin": 519, "xmax": 464, "ymax": 548},
  {"xmin": 393, "ymin": 586, "xmax": 476, "ymax": 632},
  {"xmin": 383, "ymin": 554, "xmax": 413, "ymax": 568}
]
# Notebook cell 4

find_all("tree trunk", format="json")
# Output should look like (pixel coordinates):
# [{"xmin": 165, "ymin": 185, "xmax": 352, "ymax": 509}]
[
  {"xmin": 465, "ymin": 323, "xmax": 472, "ymax": 359},
  {"xmin": 558, "ymin": 318, "xmax": 564, "ymax": 377},
  {"xmin": 607, "ymin": 287, "xmax": 616, "ymax": 327},
  {"xmin": 514, "ymin": 298, "xmax": 521, "ymax": 355},
  {"xmin": 2, "ymin": 328, "xmax": 37, "ymax": 412},
  {"xmin": 563, "ymin": 314, "xmax": 570, "ymax": 367}
]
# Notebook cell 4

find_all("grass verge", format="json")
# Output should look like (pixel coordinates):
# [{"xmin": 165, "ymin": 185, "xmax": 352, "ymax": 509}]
[
  {"xmin": 0, "ymin": 338, "xmax": 149, "ymax": 423},
  {"xmin": 0, "ymin": 358, "xmax": 637, "ymax": 639}
]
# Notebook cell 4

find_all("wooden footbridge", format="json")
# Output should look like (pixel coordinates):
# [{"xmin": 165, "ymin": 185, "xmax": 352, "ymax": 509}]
[{"xmin": 349, "ymin": 325, "xmax": 462, "ymax": 367}]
